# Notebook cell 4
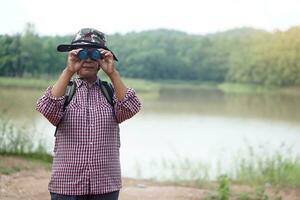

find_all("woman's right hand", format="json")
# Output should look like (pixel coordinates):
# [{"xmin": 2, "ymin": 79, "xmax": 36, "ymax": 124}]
[
  {"xmin": 52, "ymin": 49, "xmax": 84, "ymax": 97},
  {"xmin": 66, "ymin": 49, "xmax": 84, "ymax": 74}
]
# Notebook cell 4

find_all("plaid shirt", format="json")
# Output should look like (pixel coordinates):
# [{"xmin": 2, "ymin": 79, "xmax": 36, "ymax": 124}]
[{"xmin": 36, "ymin": 78, "xmax": 141, "ymax": 195}]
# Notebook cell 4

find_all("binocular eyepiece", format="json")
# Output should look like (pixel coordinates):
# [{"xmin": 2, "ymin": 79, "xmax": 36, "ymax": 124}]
[{"xmin": 77, "ymin": 49, "xmax": 102, "ymax": 60}]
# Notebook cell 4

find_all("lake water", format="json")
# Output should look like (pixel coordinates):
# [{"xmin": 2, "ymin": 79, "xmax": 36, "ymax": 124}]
[{"xmin": 1, "ymin": 86, "xmax": 300, "ymax": 180}]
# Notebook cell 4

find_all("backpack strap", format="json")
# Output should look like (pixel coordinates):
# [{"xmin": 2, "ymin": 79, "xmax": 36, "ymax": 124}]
[
  {"xmin": 63, "ymin": 80, "xmax": 76, "ymax": 111},
  {"xmin": 99, "ymin": 80, "xmax": 114, "ymax": 106},
  {"xmin": 54, "ymin": 80, "xmax": 76, "ymax": 137}
]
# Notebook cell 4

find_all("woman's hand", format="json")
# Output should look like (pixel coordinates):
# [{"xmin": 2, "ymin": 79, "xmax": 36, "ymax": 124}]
[
  {"xmin": 98, "ymin": 49, "xmax": 116, "ymax": 77},
  {"xmin": 66, "ymin": 49, "xmax": 84, "ymax": 74}
]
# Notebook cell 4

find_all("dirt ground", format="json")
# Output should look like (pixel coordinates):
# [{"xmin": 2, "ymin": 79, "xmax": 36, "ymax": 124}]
[{"xmin": 1, "ymin": 156, "xmax": 300, "ymax": 200}]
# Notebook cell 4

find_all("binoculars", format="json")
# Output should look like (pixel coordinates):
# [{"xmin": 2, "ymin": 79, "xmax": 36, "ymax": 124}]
[{"xmin": 77, "ymin": 49, "xmax": 102, "ymax": 60}]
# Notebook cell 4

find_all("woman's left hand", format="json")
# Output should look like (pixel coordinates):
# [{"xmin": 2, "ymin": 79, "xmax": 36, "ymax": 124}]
[{"xmin": 97, "ymin": 49, "xmax": 116, "ymax": 77}]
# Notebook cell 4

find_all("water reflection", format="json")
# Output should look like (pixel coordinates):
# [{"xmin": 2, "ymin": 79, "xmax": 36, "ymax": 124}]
[{"xmin": 141, "ymin": 87, "xmax": 300, "ymax": 123}]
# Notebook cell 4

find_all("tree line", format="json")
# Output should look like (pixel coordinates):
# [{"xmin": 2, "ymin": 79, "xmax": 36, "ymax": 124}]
[{"xmin": 1, "ymin": 24, "xmax": 300, "ymax": 86}]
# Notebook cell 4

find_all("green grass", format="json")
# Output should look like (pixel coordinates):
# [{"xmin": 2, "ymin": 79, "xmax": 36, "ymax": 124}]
[
  {"xmin": 150, "ymin": 146, "xmax": 300, "ymax": 188},
  {"xmin": 143, "ymin": 146, "xmax": 300, "ymax": 200},
  {"xmin": 155, "ymin": 156, "xmax": 209, "ymax": 187},
  {"xmin": 232, "ymin": 145, "xmax": 300, "ymax": 187},
  {"xmin": 0, "ymin": 112, "xmax": 52, "ymax": 164},
  {"xmin": 0, "ymin": 164, "xmax": 21, "ymax": 175},
  {"xmin": 1, "ymin": 76, "xmax": 293, "ymax": 95},
  {"xmin": 0, "ymin": 76, "xmax": 55, "ymax": 89},
  {"xmin": 201, "ymin": 178, "xmax": 283, "ymax": 200}
]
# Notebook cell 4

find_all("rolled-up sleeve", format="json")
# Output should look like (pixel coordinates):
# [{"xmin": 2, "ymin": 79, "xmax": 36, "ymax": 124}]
[
  {"xmin": 114, "ymin": 88, "xmax": 141, "ymax": 123},
  {"xmin": 36, "ymin": 86, "xmax": 66, "ymax": 126}
]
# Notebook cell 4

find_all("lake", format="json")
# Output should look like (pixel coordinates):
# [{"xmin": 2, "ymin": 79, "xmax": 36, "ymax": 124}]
[{"xmin": 1, "ymin": 86, "xmax": 300, "ymax": 180}]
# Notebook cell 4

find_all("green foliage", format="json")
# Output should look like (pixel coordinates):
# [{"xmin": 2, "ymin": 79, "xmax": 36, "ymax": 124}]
[
  {"xmin": 254, "ymin": 186, "xmax": 269, "ymax": 200},
  {"xmin": 1, "ymin": 25, "xmax": 300, "ymax": 86},
  {"xmin": 238, "ymin": 192, "xmax": 250, "ymax": 200},
  {"xmin": 217, "ymin": 175, "xmax": 230, "ymax": 200}
]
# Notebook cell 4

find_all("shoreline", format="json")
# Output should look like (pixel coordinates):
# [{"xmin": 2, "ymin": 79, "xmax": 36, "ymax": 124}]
[{"xmin": 1, "ymin": 76, "xmax": 300, "ymax": 95}]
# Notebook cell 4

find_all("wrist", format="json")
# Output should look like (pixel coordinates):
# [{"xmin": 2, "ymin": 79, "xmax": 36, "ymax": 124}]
[
  {"xmin": 108, "ymin": 70, "xmax": 120, "ymax": 82},
  {"xmin": 63, "ymin": 68, "xmax": 75, "ymax": 78}
]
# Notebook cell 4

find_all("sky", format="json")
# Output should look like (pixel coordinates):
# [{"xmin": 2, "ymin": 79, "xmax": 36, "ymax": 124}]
[{"xmin": 1, "ymin": 0, "xmax": 300, "ymax": 36}]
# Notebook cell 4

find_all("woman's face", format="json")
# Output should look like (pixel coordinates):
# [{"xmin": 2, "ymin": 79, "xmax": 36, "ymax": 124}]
[{"xmin": 77, "ymin": 49, "xmax": 100, "ymax": 82}]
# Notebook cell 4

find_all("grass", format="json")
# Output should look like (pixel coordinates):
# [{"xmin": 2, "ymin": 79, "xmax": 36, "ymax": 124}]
[
  {"xmin": 232, "ymin": 145, "xmax": 300, "ymax": 187},
  {"xmin": 154, "ymin": 156, "xmax": 210, "ymax": 187},
  {"xmin": 0, "ymin": 164, "xmax": 21, "ymax": 175},
  {"xmin": 142, "ymin": 146, "xmax": 300, "ymax": 199},
  {"xmin": 0, "ymin": 111, "xmax": 52, "ymax": 163},
  {"xmin": 149, "ymin": 145, "xmax": 300, "ymax": 188},
  {"xmin": 201, "ymin": 176, "xmax": 284, "ymax": 200},
  {"xmin": 1, "ymin": 76, "xmax": 295, "ymax": 95},
  {"xmin": 0, "ymin": 76, "xmax": 55, "ymax": 89}
]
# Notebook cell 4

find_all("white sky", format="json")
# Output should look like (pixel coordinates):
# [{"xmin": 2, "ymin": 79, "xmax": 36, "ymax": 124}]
[{"xmin": 1, "ymin": 0, "xmax": 300, "ymax": 36}]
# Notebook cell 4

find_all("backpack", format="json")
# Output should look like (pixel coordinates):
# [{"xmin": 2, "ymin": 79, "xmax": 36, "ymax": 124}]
[{"xmin": 54, "ymin": 79, "xmax": 114, "ymax": 137}]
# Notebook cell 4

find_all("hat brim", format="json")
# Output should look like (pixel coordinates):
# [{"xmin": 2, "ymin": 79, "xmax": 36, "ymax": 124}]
[{"xmin": 57, "ymin": 43, "xmax": 118, "ymax": 61}]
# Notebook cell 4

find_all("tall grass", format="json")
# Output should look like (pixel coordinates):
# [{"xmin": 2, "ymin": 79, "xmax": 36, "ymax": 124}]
[
  {"xmin": 0, "ymin": 112, "xmax": 52, "ymax": 163},
  {"xmin": 232, "ymin": 145, "xmax": 300, "ymax": 187},
  {"xmin": 149, "ymin": 145, "xmax": 300, "ymax": 189},
  {"xmin": 156, "ymin": 156, "xmax": 209, "ymax": 187}
]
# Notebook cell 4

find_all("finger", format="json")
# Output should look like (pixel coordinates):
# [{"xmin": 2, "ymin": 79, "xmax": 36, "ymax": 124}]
[
  {"xmin": 69, "ymin": 51, "xmax": 81, "ymax": 63},
  {"xmin": 69, "ymin": 51, "xmax": 77, "ymax": 58},
  {"xmin": 102, "ymin": 52, "xmax": 113, "ymax": 60},
  {"xmin": 70, "ymin": 48, "xmax": 83, "ymax": 56},
  {"xmin": 98, "ymin": 49, "xmax": 111, "ymax": 56},
  {"xmin": 104, "ymin": 51, "xmax": 112, "ymax": 56}
]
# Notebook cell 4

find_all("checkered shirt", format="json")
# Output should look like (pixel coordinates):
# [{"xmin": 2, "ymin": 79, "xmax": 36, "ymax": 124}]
[{"xmin": 36, "ymin": 78, "xmax": 141, "ymax": 195}]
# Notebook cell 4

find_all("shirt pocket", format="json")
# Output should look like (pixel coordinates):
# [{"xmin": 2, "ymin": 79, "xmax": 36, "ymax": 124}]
[{"xmin": 67, "ymin": 100, "xmax": 81, "ymax": 110}]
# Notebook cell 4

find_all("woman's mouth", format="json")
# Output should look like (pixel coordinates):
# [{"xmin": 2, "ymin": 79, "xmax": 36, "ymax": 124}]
[{"xmin": 82, "ymin": 63, "xmax": 97, "ymax": 69}]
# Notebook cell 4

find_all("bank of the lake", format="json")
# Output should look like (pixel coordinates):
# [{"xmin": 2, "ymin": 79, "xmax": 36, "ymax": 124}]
[{"xmin": 1, "ymin": 76, "xmax": 299, "ymax": 95}]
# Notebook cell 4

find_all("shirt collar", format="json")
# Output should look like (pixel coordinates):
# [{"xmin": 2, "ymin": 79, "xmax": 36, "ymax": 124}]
[{"xmin": 75, "ymin": 77, "xmax": 100, "ymax": 88}]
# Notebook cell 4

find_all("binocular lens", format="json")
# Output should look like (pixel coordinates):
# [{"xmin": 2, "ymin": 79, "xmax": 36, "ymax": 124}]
[
  {"xmin": 78, "ymin": 49, "xmax": 101, "ymax": 60},
  {"xmin": 91, "ymin": 50, "xmax": 101, "ymax": 60},
  {"xmin": 78, "ymin": 50, "xmax": 88, "ymax": 60}
]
